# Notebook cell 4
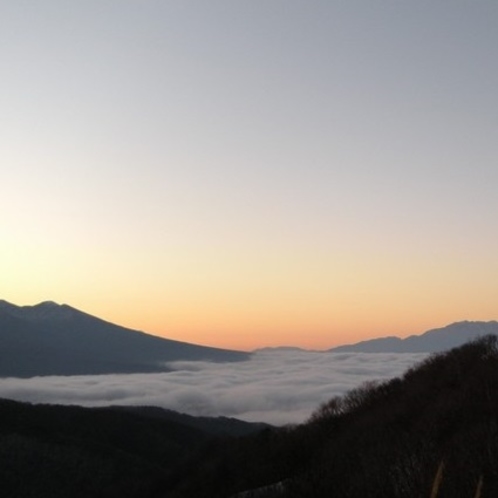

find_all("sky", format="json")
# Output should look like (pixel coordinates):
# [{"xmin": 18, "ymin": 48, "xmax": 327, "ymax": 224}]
[
  {"xmin": 1, "ymin": 1, "xmax": 497, "ymax": 350},
  {"xmin": 0, "ymin": 350, "xmax": 427, "ymax": 425}
]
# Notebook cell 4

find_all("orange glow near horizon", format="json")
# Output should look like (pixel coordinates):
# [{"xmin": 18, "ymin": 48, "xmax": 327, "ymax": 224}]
[
  {"xmin": 3, "ymin": 261, "xmax": 496, "ymax": 352},
  {"xmin": 2, "ymin": 2, "xmax": 497, "ymax": 352},
  {"xmin": 2, "ymin": 229, "xmax": 497, "ymax": 351}
]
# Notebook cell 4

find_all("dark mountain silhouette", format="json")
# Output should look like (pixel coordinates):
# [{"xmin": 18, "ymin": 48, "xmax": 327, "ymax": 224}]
[
  {"xmin": 0, "ymin": 300, "xmax": 249, "ymax": 377},
  {"xmin": 329, "ymin": 320, "xmax": 498, "ymax": 353},
  {"xmin": 161, "ymin": 335, "xmax": 498, "ymax": 497},
  {"xmin": 0, "ymin": 398, "xmax": 268, "ymax": 498}
]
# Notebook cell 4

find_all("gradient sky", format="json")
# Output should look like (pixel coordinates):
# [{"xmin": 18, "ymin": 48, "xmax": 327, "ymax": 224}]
[{"xmin": 2, "ymin": 1, "xmax": 497, "ymax": 350}]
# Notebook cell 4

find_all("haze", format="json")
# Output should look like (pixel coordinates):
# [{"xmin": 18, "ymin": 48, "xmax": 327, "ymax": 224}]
[{"xmin": 2, "ymin": 2, "xmax": 497, "ymax": 350}]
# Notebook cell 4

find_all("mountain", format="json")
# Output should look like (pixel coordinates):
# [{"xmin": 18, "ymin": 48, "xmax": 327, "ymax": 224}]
[
  {"xmin": 328, "ymin": 320, "xmax": 498, "ymax": 353},
  {"xmin": 0, "ymin": 398, "xmax": 268, "ymax": 498},
  {"xmin": 0, "ymin": 300, "xmax": 249, "ymax": 377}
]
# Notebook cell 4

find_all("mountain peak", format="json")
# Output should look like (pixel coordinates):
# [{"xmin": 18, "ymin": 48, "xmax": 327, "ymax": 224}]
[
  {"xmin": 0, "ymin": 300, "xmax": 76, "ymax": 321},
  {"xmin": 35, "ymin": 300, "xmax": 60, "ymax": 308}
]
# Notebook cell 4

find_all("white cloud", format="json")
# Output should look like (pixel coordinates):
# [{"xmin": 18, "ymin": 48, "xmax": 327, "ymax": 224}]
[{"xmin": 0, "ymin": 351, "xmax": 427, "ymax": 425}]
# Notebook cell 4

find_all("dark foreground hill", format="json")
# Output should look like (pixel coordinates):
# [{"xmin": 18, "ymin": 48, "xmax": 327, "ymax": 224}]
[
  {"xmin": 0, "ymin": 300, "xmax": 249, "ymax": 377},
  {"xmin": 329, "ymin": 320, "xmax": 498, "ymax": 353},
  {"xmin": 0, "ymin": 399, "xmax": 268, "ymax": 498},
  {"xmin": 161, "ymin": 335, "xmax": 498, "ymax": 497}
]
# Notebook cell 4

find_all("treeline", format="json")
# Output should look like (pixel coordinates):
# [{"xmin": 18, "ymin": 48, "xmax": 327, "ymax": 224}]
[{"xmin": 161, "ymin": 335, "xmax": 498, "ymax": 497}]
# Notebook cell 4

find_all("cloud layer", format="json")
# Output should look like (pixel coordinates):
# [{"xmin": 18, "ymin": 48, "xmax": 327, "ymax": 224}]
[{"xmin": 0, "ymin": 351, "xmax": 427, "ymax": 425}]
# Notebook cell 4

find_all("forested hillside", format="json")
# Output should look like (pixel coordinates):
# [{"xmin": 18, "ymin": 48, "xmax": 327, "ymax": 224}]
[{"xmin": 162, "ymin": 335, "xmax": 498, "ymax": 497}]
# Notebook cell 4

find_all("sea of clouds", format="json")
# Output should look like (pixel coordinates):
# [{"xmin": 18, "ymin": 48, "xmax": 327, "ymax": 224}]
[{"xmin": 0, "ymin": 350, "xmax": 428, "ymax": 425}]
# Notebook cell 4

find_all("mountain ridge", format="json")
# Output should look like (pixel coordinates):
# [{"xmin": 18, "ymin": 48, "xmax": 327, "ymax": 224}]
[
  {"xmin": 329, "ymin": 320, "xmax": 498, "ymax": 353},
  {"xmin": 0, "ymin": 300, "xmax": 87, "ymax": 322}
]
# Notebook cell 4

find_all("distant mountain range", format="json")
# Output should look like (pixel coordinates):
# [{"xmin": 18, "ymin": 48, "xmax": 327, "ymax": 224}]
[
  {"xmin": 0, "ymin": 300, "xmax": 249, "ymax": 377},
  {"xmin": 329, "ymin": 321, "xmax": 498, "ymax": 353},
  {"xmin": 1, "ymin": 299, "xmax": 496, "ymax": 378}
]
